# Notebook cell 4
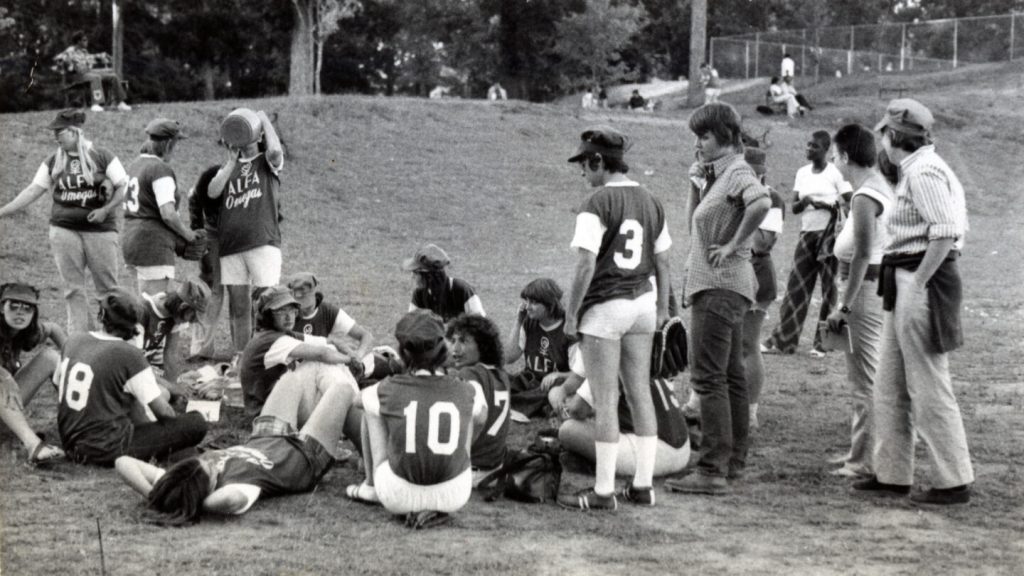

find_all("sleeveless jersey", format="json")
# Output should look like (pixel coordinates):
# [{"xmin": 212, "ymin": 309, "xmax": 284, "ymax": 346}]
[
  {"xmin": 367, "ymin": 373, "xmax": 477, "ymax": 485},
  {"xmin": 45, "ymin": 147, "xmax": 120, "ymax": 232},
  {"xmin": 214, "ymin": 436, "xmax": 320, "ymax": 496},
  {"xmin": 574, "ymin": 183, "xmax": 667, "ymax": 316},
  {"xmin": 217, "ymin": 153, "xmax": 282, "ymax": 257},
  {"xmin": 457, "ymin": 363, "xmax": 510, "ymax": 470},
  {"xmin": 618, "ymin": 378, "xmax": 689, "ymax": 448},
  {"xmin": 293, "ymin": 297, "xmax": 353, "ymax": 339},
  {"xmin": 411, "ymin": 277, "xmax": 478, "ymax": 323},
  {"xmin": 56, "ymin": 332, "xmax": 156, "ymax": 459},
  {"xmin": 140, "ymin": 293, "xmax": 176, "ymax": 368},
  {"xmin": 520, "ymin": 318, "xmax": 570, "ymax": 381}
]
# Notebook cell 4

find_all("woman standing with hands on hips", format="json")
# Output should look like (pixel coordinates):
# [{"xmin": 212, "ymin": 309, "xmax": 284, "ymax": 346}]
[
  {"xmin": 557, "ymin": 126, "xmax": 672, "ymax": 512},
  {"xmin": 665, "ymin": 103, "xmax": 770, "ymax": 496},
  {"xmin": 208, "ymin": 109, "xmax": 285, "ymax": 358},
  {"xmin": 0, "ymin": 110, "xmax": 128, "ymax": 334}
]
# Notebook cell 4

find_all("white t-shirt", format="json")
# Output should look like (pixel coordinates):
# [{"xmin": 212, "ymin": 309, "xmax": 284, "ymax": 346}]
[
  {"xmin": 833, "ymin": 183, "xmax": 893, "ymax": 265},
  {"xmin": 781, "ymin": 57, "xmax": 795, "ymax": 78},
  {"xmin": 793, "ymin": 163, "xmax": 852, "ymax": 232}
]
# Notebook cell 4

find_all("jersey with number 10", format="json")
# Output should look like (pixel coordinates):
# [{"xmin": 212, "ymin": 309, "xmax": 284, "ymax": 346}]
[
  {"xmin": 367, "ymin": 373, "xmax": 477, "ymax": 486},
  {"xmin": 574, "ymin": 183, "xmax": 669, "ymax": 315}
]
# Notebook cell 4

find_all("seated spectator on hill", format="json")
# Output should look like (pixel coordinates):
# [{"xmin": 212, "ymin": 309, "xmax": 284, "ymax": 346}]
[
  {"xmin": 344, "ymin": 311, "xmax": 486, "ymax": 529},
  {"xmin": 136, "ymin": 278, "xmax": 211, "ymax": 389},
  {"xmin": 769, "ymin": 76, "xmax": 805, "ymax": 118},
  {"xmin": 581, "ymin": 88, "xmax": 595, "ymax": 109},
  {"xmin": 503, "ymin": 278, "xmax": 571, "ymax": 421},
  {"xmin": 487, "ymin": 83, "xmax": 508, "ymax": 101},
  {"xmin": 628, "ymin": 89, "xmax": 647, "ymax": 110},
  {"xmin": 553, "ymin": 347, "xmax": 691, "ymax": 479},
  {"xmin": 56, "ymin": 289, "xmax": 207, "ymax": 466},
  {"xmin": 0, "ymin": 283, "xmax": 66, "ymax": 464},
  {"xmin": 404, "ymin": 244, "xmax": 485, "ymax": 324},
  {"xmin": 782, "ymin": 76, "xmax": 813, "ymax": 111},
  {"xmin": 117, "ymin": 367, "xmax": 358, "ymax": 524},
  {"xmin": 54, "ymin": 32, "xmax": 130, "ymax": 112},
  {"xmin": 239, "ymin": 286, "xmax": 361, "ymax": 442},
  {"xmin": 447, "ymin": 314, "xmax": 510, "ymax": 485}
]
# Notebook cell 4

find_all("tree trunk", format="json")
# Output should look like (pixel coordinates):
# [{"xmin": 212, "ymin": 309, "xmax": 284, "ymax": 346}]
[
  {"xmin": 112, "ymin": 0, "xmax": 123, "ymax": 78},
  {"xmin": 201, "ymin": 62, "xmax": 216, "ymax": 100},
  {"xmin": 686, "ymin": 0, "xmax": 706, "ymax": 107},
  {"xmin": 289, "ymin": 0, "xmax": 315, "ymax": 96}
]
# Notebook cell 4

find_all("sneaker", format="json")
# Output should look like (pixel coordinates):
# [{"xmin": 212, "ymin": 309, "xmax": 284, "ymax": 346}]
[
  {"xmin": 664, "ymin": 473, "xmax": 729, "ymax": 495},
  {"xmin": 809, "ymin": 347, "xmax": 827, "ymax": 358},
  {"xmin": 509, "ymin": 409, "xmax": 531, "ymax": 424},
  {"xmin": 557, "ymin": 488, "xmax": 618, "ymax": 511},
  {"xmin": 830, "ymin": 465, "xmax": 870, "ymax": 478},
  {"xmin": 851, "ymin": 476, "xmax": 910, "ymax": 496},
  {"xmin": 619, "ymin": 483, "xmax": 655, "ymax": 506},
  {"xmin": 827, "ymin": 452, "xmax": 851, "ymax": 466},
  {"xmin": 90, "ymin": 103, "xmax": 104, "ymax": 112},
  {"xmin": 910, "ymin": 485, "xmax": 971, "ymax": 505},
  {"xmin": 760, "ymin": 341, "xmax": 782, "ymax": 355},
  {"xmin": 345, "ymin": 482, "xmax": 380, "ymax": 505},
  {"xmin": 117, "ymin": 101, "xmax": 132, "ymax": 111}
]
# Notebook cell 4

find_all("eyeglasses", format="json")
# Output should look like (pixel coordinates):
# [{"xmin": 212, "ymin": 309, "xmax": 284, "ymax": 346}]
[
  {"xmin": 271, "ymin": 307, "xmax": 298, "ymax": 317},
  {"xmin": 4, "ymin": 301, "xmax": 35, "ymax": 313},
  {"xmin": 291, "ymin": 286, "xmax": 312, "ymax": 298}
]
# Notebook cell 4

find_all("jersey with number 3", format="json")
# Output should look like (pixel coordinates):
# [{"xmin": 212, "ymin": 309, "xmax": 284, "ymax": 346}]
[
  {"xmin": 56, "ymin": 332, "xmax": 159, "ymax": 459},
  {"xmin": 572, "ymin": 182, "xmax": 670, "ymax": 315},
  {"xmin": 457, "ymin": 363, "xmax": 510, "ymax": 470},
  {"xmin": 124, "ymin": 155, "xmax": 178, "ymax": 222},
  {"xmin": 363, "ymin": 373, "xmax": 481, "ymax": 486}
]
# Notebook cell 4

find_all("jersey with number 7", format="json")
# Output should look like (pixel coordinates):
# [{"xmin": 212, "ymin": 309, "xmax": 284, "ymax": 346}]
[
  {"xmin": 571, "ymin": 182, "xmax": 670, "ymax": 316},
  {"xmin": 363, "ymin": 373, "xmax": 483, "ymax": 486}
]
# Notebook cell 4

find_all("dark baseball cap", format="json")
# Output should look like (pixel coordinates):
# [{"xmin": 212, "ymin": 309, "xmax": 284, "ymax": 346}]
[
  {"xmin": 286, "ymin": 272, "xmax": 319, "ymax": 291},
  {"xmin": 0, "ymin": 283, "xmax": 40, "ymax": 306},
  {"xmin": 394, "ymin": 310, "xmax": 445, "ymax": 351},
  {"xmin": 176, "ymin": 278, "xmax": 211, "ymax": 314},
  {"xmin": 402, "ymin": 244, "xmax": 450, "ymax": 272},
  {"xmin": 568, "ymin": 125, "xmax": 630, "ymax": 163},
  {"xmin": 256, "ymin": 285, "xmax": 299, "ymax": 314},
  {"xmin": 48, "ymin": 109, "xmax": 86, "ymax": 130},
  {"xmin": 145, "ymin": 118, "xmax": 188, "ymax": 140}
]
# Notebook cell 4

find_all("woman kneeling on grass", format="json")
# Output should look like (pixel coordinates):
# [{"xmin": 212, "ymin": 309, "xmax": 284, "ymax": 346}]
[
  {"xmin": 116, "ymin": 370, "xmax": 358, "ymax": 524},
  {"xmin": 345, "ymin": 310, "xmax": 486, "ymax": 529},
  {"xmin": 0, "ymin": 283, "xmax": 66, "ymax": 464}
]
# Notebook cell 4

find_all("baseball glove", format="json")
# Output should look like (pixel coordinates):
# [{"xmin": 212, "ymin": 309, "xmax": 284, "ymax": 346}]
[
  {"xmin": 651, "ymin": 316, "xmax": 688, "ymax": 378},
  {"xmin": 177, "ymin": 229, "xmax": 208, "ymax": 261}
]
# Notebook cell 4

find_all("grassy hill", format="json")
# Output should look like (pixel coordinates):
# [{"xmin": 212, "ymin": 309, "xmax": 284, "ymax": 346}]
[{"xmin": 1, "ymin": 62, "xmax": 1022, "ymax": 575}]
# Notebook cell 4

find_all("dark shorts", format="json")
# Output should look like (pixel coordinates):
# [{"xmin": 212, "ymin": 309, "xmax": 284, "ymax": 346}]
[
  {"xmin": 251, "ymin": 415, "xmax": 335, "ymax": 490},
  {"xmin": 752, "ymin": 254, "xmax": 777, "ymax": 305},
  {"xmin": 122, "ymin": 218, "xmax": 178, "ymax": 267}
]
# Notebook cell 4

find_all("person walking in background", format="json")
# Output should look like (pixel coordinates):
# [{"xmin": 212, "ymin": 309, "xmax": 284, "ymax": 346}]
[
  {"xmin": 781, "ymin": 53, "xmax": 795, "ymax": 80},
  {"xmin": 853, "ymin": 99, "xmax": 974, "ymax": 505},
  {"xmin": 700, "ymin": 63, "xmax": 722, "ymax": 104},
  {"xmin": 0, "ymin": 110, "xmax": 128, "ymax": 334},
  {"xmin": 763, "ymin": 131, "xmax": 851, "ymax": 356},
  {"xmin": 54, "ymin": 32, "xmax": 130, "ymax": 112},
  {"xmin": 665, "ymin": 103, "xmax": 769, "ymax": 496},
  {"xmin": 824, "ymin": 124, "xmax": 892, "ymax": 478},
  {"xmin": 122, "ymin": 118, "xmax": 201, "ymax": 296},
  {"xmin": 208, "ymin": 109, "xmax": 285, "ymax": 359}
]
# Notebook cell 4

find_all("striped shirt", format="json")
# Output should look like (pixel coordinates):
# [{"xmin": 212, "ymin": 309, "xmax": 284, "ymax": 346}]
[
  {"xmin": 885, "ymin": 145, "xmax": 968, "ymax": 255},
  {"xmin": 683, "ymin": 153, "xmax": 769, "ymax": 301}
]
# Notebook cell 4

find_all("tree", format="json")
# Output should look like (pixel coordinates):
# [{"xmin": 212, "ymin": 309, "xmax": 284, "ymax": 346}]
[
  {"xmin": 552, "ymin": 0, "xmax": 649, "ymax": 90},
  {"xmin": 686, "ymin": 0, "xmax": 705, "ymax": 107},
  {"xmin": 289, "ymin": 0, "xmax": 360, "ymax": 95}
]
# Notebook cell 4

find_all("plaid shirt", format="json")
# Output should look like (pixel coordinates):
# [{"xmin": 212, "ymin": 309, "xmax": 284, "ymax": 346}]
[
  {"xmin": 885, "ymin": 145, "xmax": 968, "ymax": 255},
  {"xmin": 683, "ymin": 152, "xmax": 769, "ymax": 301}
]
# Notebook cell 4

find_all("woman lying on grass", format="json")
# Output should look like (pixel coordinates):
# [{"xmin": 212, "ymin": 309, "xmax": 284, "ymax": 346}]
[{"xmin": 115, "ymin": 370, "xmax": 358, "ymax": 524}]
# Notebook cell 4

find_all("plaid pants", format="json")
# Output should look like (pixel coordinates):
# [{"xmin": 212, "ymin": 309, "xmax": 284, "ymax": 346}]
[{"xmin": 765, "ymin": 230, "xmax": 838, "ymax": 353}]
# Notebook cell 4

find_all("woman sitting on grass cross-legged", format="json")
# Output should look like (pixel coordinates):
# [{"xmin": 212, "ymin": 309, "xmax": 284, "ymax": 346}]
[
  {"xmin": 116, "ymin": 369, "xmax": 358, "ymax": 524},
  {"xmin": 345, "ymin": 310, "xmax": 486, "ymax": 530}
]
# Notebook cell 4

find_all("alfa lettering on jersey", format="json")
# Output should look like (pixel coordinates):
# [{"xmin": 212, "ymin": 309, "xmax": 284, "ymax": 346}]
[
  {"xmin": 525, "ymin": 355, "xmax": 553, "ymax": 374},
  {"xmin": 57, "ymin": 159, "xmax": 99, "ymax": 206},
  {"xmin": 224, "ymin": 163, "xmax": 264, "ymax": 210}
]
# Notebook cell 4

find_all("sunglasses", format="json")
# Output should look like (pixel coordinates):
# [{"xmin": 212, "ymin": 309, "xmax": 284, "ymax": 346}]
[{"xmin": 4, "ymin": 301, "xmax": 35, "ymax": 313}]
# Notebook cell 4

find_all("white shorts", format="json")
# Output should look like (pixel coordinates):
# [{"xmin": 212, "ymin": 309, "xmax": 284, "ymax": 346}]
[
  {"xmin": 375, "ymin": 463, "xmax": 472, "ymax": 514},
  {"xmin": 220, "ymin": 245, "xmax": 281, "ymax": 287},
  {"xmin": 134, "ymin": 265, "xmax": 176, "ymax": 282},
  {"xmin": 275, "ymin": 361, "xmax": 359, "ymax": 428},
  {"xmin": 578, "ymin": 290, "xmax": 656, "ymax": 340}
]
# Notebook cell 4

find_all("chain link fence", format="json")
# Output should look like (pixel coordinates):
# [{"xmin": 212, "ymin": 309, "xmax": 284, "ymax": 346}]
[{"xmin": 711, "ymin": 13, "xmax": 1024, "ymax": 80}]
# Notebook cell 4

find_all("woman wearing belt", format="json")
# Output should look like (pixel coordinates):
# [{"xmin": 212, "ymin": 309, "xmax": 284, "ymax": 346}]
[{"xmin": 824, "ymin": 124, "xmax": 892, "ymax": 478}]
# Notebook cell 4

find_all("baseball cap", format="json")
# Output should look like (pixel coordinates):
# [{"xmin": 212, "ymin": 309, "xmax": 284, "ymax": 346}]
[
  {"xmin": 402, "ymin": 244, "xmax": 450, "ymax": 272},
  {"xmin": 874, "ymin": 98, "xmax": 934, "ymax": 137},
  {"xmin": 48, "ymin": 109, "xmax": 86, "ymax": 131},
  {"xmin": 145, "ymin": 118, "xmax": 188, "ymax": 140},
  {"xmin": 176, "ymin": 278, "xmax": 211, "ymax": 315},
  {"xmin": 568, "ymin": 125, "xmax": 630, "ymax": 163},
  {"xmin": 0, "ymin": 283, "xmax": 40, "ymax": 306},
  {"xmin": 256, "ymin": 285, "xmax": 299, "ymax": 314},
  {"xmin": 394, "ymin": 310, "xmax": 446, "ymax": 351},
  {"xmin": 744, "ymin": 147, "xmax": 767, "ymax": 176},
  {"xmin": 286, "ymin": 272, "xmax": 319, "ymax": 291}
]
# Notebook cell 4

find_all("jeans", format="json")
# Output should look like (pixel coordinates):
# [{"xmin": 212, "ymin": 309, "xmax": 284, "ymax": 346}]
[
  {"xmin": 48, "ymin": 226, "xmax": 121, "ymax": 334},
  {"xmin": 840, "ymin": 278, "xmax": 883, "ymax": 474},
  {"xmin": 689, "ymin": 289, "xmax": 750, "ymax": 477}
]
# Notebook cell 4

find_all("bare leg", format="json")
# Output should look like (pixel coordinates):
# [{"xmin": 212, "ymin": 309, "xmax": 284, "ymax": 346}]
[
  {"xmin": 226, "ymin": 285, "xmax": 252, "ymax": 354},
  {"xmin": 1, "ymin": 369, "xmax": 44, "ymax": 451},
  {"xmin": 16, "ymin": 349, "xmax": 60, "ymax": 406},
  {"xmin": 298, "ymin": 381, "xmax": 354, "ymax": 460},
  {"xmin": 619, "ymin": 332, "xmax": 657, "ymax": 437}
]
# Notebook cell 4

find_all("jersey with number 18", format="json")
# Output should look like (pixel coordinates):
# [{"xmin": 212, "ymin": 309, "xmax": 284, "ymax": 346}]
[{"xmin": 571, "ymin": 181, "xmax": 670, "ymax": 316}]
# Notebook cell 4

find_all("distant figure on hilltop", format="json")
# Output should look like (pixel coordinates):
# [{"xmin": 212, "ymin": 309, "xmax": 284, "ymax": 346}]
[
  {"xmin": 581, "ymin": 87, "xmax": 595, "ymax": 109},
  {"xmin": 628, "ymin": 89, "xmax": 646, "ymax": 110},
  {"xmin": 54, "ymin": 32, "xmax": 130, "ymax": 112},
  {"xmin": 597, "ymin": 86, "xmax": 608, "ymax": 108},
  {"xmin": 487, "ymin": 82, "xmax": 507, "ymax": 101},
  {"xmin": 781, "ymin": 53, "xmax": 795, "ymax": 80}
]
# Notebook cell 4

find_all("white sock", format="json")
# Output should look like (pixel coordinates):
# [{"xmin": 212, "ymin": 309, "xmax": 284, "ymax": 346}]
[
  {"xmin": 685, "ymin": 389, "xmax": 701, "ymax": 411},
  {"xmin": 750, "ymin": 403, "xmax": 759, "ymax": 422},
  {"xmin": 594, "ymin": 441, "xmax": 618, "ymax": 496},
  {"xmin": 632, "ymin": 435, "xmax": 658, "ymax": 488}
]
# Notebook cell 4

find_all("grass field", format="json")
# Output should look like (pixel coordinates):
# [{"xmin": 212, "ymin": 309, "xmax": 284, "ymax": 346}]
[{"xmin": 1, "ymin": 61, "xmax": 1023, "ymax": 575}]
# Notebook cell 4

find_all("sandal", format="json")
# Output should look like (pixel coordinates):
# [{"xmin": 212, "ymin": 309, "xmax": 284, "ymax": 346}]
[
  {"xmin": 345, "ymin": 483, "xmax": 380, "ymax": 505},
  {"xmin": 29, "ymin": 442, "xmax": 65, "ymax": 466}
]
